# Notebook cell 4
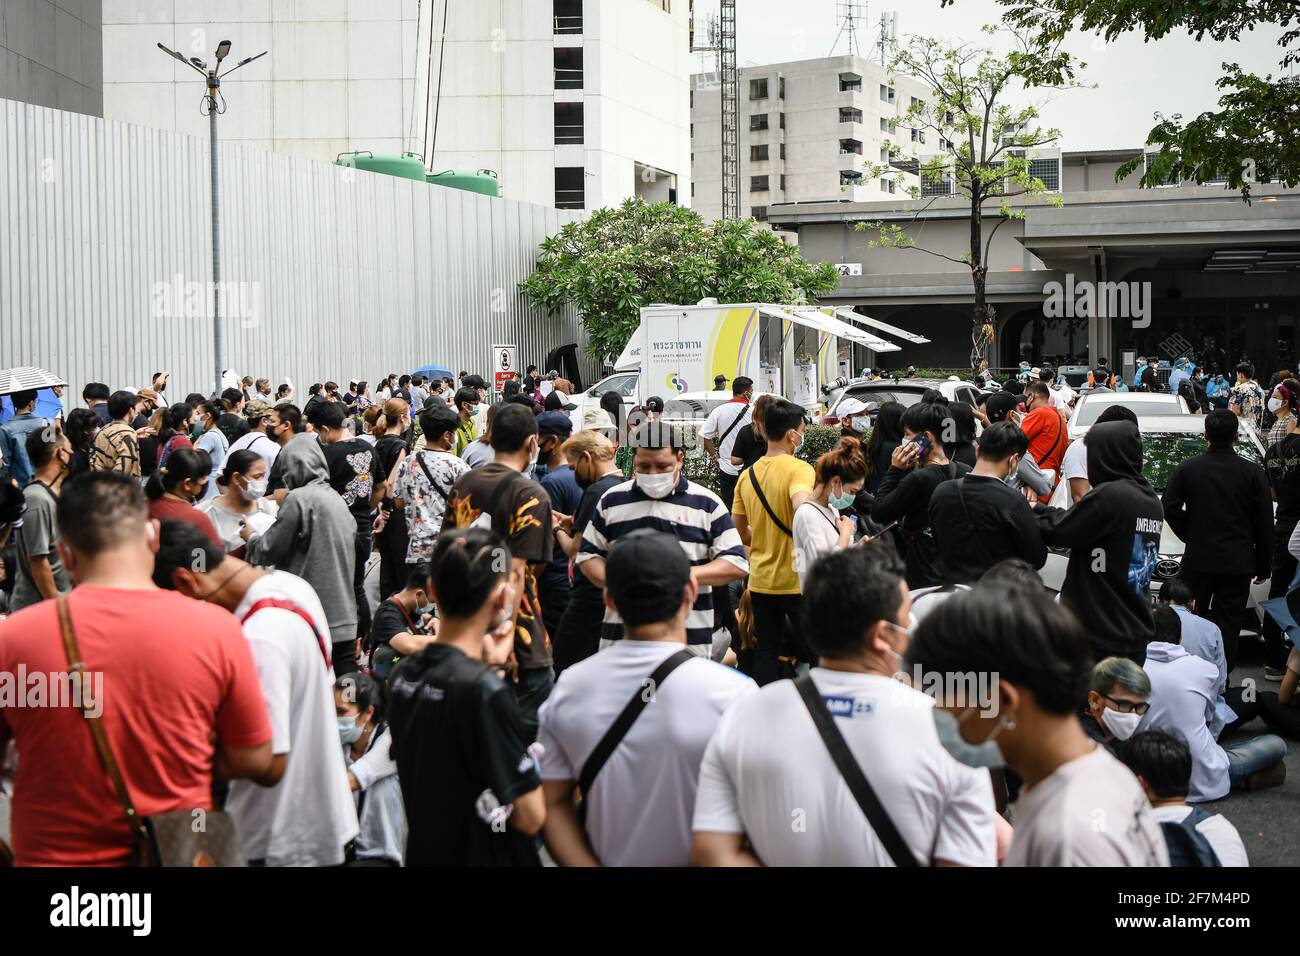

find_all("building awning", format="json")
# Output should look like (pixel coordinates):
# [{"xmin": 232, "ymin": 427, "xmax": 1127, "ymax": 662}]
[
  {"xmin": 792, "ymin": 308, "xmax": 902, "ymax": 352},
  {"xmin": 831, "ymin": 307, "xmax": 931, "ymax": 345}
]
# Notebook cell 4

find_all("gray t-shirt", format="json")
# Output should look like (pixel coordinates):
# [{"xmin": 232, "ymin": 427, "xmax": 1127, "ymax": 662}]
[{"xmin": 12, "ymin": 482, "xmax": 72, "ymax": 612}]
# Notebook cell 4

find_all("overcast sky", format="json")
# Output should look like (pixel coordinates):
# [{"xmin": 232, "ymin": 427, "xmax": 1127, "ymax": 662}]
[{"xmin": 690, "ymin": 0, "xmax": 1292, "ymax": 151}]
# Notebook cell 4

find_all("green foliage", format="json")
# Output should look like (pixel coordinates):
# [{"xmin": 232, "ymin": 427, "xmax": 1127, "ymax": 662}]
[
  {"xmin": 971, "ymin": 0, "xmax": 1300, "ymax": 198},
  {"xmin": 519, "ymin": 199, "xmax": 841, "ymax": 365}
]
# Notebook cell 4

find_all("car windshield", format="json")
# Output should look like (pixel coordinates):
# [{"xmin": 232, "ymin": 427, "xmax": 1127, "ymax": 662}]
[
  {"xmin": 1075, "ymin": 398, "xmax": 1181, "ymax": 425},
  {"xmin": 591, "ymin": 375, "xmax": 636, "ymax": 398},
  {"xmin": 843, "ymin": 386, "xmax": 927, "ymax": 409},
  {"xmin": 1142, "ymin": 433, "xmax": 1263, "ymax": 492}
]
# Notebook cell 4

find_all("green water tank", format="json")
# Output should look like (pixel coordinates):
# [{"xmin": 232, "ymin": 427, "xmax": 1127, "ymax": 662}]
[
  {"xmin": 334, "ymin": 151, "xmax": 428, "ymax": 183},
  {"xmin": 426, "ymin": 168, "xmax": 501, "ymax": 197}
]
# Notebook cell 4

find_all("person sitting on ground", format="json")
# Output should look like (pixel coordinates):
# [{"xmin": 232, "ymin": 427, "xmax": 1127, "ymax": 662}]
[
  {"xmin": 908, "ymin": 584, "xmax": 1169, "ymax": 866},
  {"xmin": 1158, "ymin": 579, "xmax": 1253, "ymax": 736},
  {"xmin": 1141, "ymin": 605, "xmax": 1287, "ymax": 800},
  {"xmin": 1123, "ymin": 729, "xmax": 1249, "ymax": 867},
  {"xmin": 1081, "ymin": 656, "xmax": 1151, "ymax": 757}
]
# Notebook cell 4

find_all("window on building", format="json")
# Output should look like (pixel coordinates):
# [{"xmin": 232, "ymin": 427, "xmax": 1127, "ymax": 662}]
[
  {"xmin": 879, "ymin": 84, "xmax": 895, "ymax": 103},
  {"xmin": 840, "ymin": 170, "xmax": 863, "ymax": 186},
  {"xmin": 554, "ymin": 47, "xmax": 583, "ymax": 90},
  {"xmin": 750, "ymin": 78, "xmax": 769, "ymax": 100},
  {"xmin": 910, "ymin": 96, "xmax": 923, "ymax": 108},
  {"xmin": 752, "ymin": 206, "xmax": 768, "ymax": 221},
  {"xmin": 881, "ymin": 177, "xmax": 896, "ymax": 194},
  {"xmin": 839, "ymin": 107, "xmax": 862, "ymax": 124},
  {"xmin": 555, "ymin": 102, "xmax": 584, "ymax": 144},
  {"xmin": 780, "ymin": 174, "xmax": 786, "ymax": 190},
  {"xmin": 555, "ymin": 166, "xmax": 585, "ymax": 209},
  {"xmin": 1144, "ymin": 151, "xmax": 1179, "ymax": 186},
  {"xmin": 839, "ymin": 72, "xmax": 862, "ymax": 92},
  {"xmin": 751, "ymin": 144, "xmax": 769, "ymax": 161},
  {"xmin": 750, "ymin": 113, "xmax": 769, "ymax": 130},
  {"xmin": 911, "ymin": 128, "xmax": 925, "ymax": 144},
  {"xmin": 1029, "ymin": 157, "xmax": 1061, "ymax": 191},
  {"xmin": 880, "ymin": 117, "xmax": 895, "ymax": 133},
  {"xmin": 779, "ymin": 112, "xmax": 785, "ymax": 130},
  {"xmin": 780, "ymin": 143, "xmax": 786, "ymax": 160},
  {"xmin": 921, "ymin": 170, "xmax": 954, "ymax": 197},
  {"xmin": 751, "ymin": 175, "xmax": 770, "ymax": 191},
  {"xmin": 779, "ymin": 77, "xmax": 786, "ymax": 99},
  {"xmin": 840, "ymin": 139, "xmax": 863, "ymax": 155},
  {"xmin": 554, "ymin": 0, "xmax": 583, "ymax": 35}
]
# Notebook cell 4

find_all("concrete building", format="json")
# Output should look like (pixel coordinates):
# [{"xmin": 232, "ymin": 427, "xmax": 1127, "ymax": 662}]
[
  {"xmin": 691, "ymin": 54, "xmax": 931, "ymax": 223},
  {"xmin": 769, "ymin": 147, "xmax": 1300, "ymax": 380},
  {"xmin": 0, "ymin": 0, "xmax": 103, "ymax": 117},
  {"xmin": 101, "ymin": 0, "xmax": 691, "ymax": 211}
]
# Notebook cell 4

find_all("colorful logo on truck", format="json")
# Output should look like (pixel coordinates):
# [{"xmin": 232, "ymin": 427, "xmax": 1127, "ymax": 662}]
[{"xmin": 666, "ymin": 372, "xmax": 689, "ymax": 393}]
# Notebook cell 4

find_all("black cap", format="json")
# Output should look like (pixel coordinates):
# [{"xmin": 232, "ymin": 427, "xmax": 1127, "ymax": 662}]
[
  {"xmin": 605, "ymin": 530, "xmax": 691, "ymax": 623},
  {"xmin": 463, "ymin": 375, "xmax": 488, "ymax": 390}
]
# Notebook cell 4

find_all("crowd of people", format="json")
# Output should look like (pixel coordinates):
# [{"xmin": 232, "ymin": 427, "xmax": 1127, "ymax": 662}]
[{"xmin": 0, "ymin": 353, "xmax": 1294, "ymax": 868}]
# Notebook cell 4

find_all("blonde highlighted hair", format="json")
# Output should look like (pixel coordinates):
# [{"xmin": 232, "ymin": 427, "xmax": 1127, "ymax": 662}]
[
  {"xmin": 561, "ymin": 428, "xmax": 615, "ymax": 465},
  {"xmin": 370, "ymin": 397, "xmax": 409, "ymax": 436}
]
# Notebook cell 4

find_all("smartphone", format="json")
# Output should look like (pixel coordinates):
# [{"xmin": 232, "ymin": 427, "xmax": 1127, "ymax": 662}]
[
  {"xmin": 909, "ymin": 434, "xmax": 931, "ymax": 458},
  {"xmin": 858, "ymin": 520, "xmax": 898, "ymax": 545}
]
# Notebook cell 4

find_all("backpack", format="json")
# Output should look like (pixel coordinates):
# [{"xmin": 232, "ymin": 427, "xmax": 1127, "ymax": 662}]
[{"xmin": 1160, "ymin": 808, "xmax": 1222, "ymax": 867}]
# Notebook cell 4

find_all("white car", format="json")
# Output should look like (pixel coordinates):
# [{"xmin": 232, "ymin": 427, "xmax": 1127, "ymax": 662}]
[
  {"xmin": 821, "ymin": 376, "xmax": 983, "ymax": 426},
  {"xmin": 1039, "ymin": 414, "xmax": 1270, "ymax": 630},
  {"xmin": 1068, "ymin": 391, "xmax": 1189, "ymax": 435}
]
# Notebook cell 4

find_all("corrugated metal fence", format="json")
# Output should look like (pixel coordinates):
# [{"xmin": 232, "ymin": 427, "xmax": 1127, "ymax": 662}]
[{"xmin": 0, "ymin": 98, "xmax": 591, "ymax": 402}]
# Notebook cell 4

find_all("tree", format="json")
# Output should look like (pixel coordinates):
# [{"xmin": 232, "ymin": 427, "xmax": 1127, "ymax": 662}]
[
  {"xmin": 519, "ymin": 199, "xmax": 840, "ymax": 363},
  {"xmin": 856, "ymin": 27, "xmax": 1089, "ymax": 374},
  {"xmin": 968, "ymin": 0, "xmax": 1299, "ymax": 197}
]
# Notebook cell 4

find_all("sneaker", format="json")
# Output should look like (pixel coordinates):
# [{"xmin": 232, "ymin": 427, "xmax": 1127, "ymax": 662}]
[
  {"xmin": 1265, "ymin": 666, "xmax": 1286, "ymax": 682},
  {"xmin": 1241, "ymin": 761, "xmax": 1287, "ymax": 792}
]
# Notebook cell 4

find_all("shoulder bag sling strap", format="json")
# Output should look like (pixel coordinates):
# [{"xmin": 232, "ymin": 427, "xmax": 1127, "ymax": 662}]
[
  {"xmin": 241, "ymin": 597, "xmax": 333, "ymax": 669},
  {"xmin": 56, "ymin": 595, "xmax": 154, "ymax": 864},
  {"xmin": 792, "ymin": 671, "xmax": 921, "ymax": 867},
  {"xmin": 743, "ymin": 462, "xmax": 793, "ymax": 537},
  {"xmin": 576, "ymin": 648, "xmax": 696, "ymax": 823},
  {"xmin": 415, "ymin": 450, "xmax": 455, "ymax": 504},
  {"xmin": 1035, "ymin": 409, "xmax": 1065, "ymax": 468},
  {"xmin": 716, "ymin": 402, "xmax": 750, "ymax": 450}
]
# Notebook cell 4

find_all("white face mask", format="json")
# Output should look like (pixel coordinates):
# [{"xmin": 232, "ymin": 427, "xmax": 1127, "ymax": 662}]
[
  {"xmin": 635, "ymin": 471, "xmax": 677, "ymax": 499},
  {"xmin": 240, "ymin": 477, "xmax": 268, "ymax": 502},
  {"xmin": 1268, "ymin": 396, "xmax": 1286, "ymax": 414},
  {"xmin": 1100, "ymin": 706, "xmax": 1142, "ymax": 741}
]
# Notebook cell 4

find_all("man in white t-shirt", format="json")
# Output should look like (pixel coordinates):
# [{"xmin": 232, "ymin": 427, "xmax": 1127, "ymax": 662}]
[
  {"xmin": 1041, "ymin": 366, "xmax": 1075, "ymax": 411},
  {"xmin": 699, "ymin": 377, "xmax": 754, "ymax": 511},
  {"xmin": 540, "ymin": 530, "xmax": 756, "ymax": 866},
  {"xmin": 152, "ymin": 520, "xmax": 359, "ymax": 866},
  {"xmin": 228, "ymin": 400, "xmax": 281, "ymax": 474},
  {"xmin": 1123, "ymin": 729, "xmax": 1249, "ymax": 866},
  {"xmin": 1059, "ymin": 404, "xmax": 1140, "ymax": 504},
  {"xmin": 907, "ymin": 581, "xmax": 1169, "ymax": 866},
  {"xmin": 692, "ymin": 546, "xmax": 997, "ymax": 866}
]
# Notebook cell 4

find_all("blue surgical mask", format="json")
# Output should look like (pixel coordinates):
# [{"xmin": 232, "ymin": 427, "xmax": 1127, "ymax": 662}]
[
  {"xmin": 932, "ymin": 707, "xmax": 1006, "ymax": 769},
  {"xmin": 337, "ymin": 716, "xmax": 363, "ymax": 746},
  {"xmin": 829, "ymin": 484, "xmax": 856, "ymax": 510}
]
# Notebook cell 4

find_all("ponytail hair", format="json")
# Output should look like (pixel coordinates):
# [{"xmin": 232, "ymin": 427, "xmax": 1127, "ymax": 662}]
[
  {"xmin": 430, "ymin": 526, "xmax": 511, "ymax": 619},
  {"xmin": 1278, "ymin": 378, "xmax": 1300, "ymax": 416},
  {"xmin": 370, "ymin": 397, "xmax": 408, "ymax": 437},
  {"xmin": 816, "ymin": 434, "xmax": 868, "ymax": 486},
  {"xmin": 145, "ymin": 446, "xmax": 211, "ymax": 500},
  {"xmin": 157, "ymin": 402, "xmax": 193, "ymax": 449}
]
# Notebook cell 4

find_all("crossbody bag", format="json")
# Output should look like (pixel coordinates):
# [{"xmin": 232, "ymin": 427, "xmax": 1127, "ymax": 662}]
[
  {"xmin": 743, "ymin": 461, "xmax": 793, "ymax": 537},
  {"xmin": 57, "ymin": 595, "xmax": 246, "ymax": 867}
]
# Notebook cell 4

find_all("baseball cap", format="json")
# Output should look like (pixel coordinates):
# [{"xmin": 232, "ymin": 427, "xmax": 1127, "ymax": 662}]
[
  {"xmin": 536, "ymin": 410, "xmax": 573, "ymax": 438},
  {"xmin": 605, "ymin": 530, "xmax": 691, "ymax": 625},
  {"xmin": 245, "ymin": 399, "xmax": 274, "ymax": 419},
  {"xmin": 836, "ymin": 397, "xmax": 870, "ymax": 418},
  {"xmin": 985, "ymin": 391, "xmax": 1021, "ymax": 422},
  {"xmin": 463, "ymin": 374, "xmax": 488, "ymax": 390}
]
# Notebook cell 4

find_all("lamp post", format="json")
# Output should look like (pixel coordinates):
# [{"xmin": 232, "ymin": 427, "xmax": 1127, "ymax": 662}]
[{"xmin": 157, "ymin": 41, "xmax": 267, "ymax": 395}]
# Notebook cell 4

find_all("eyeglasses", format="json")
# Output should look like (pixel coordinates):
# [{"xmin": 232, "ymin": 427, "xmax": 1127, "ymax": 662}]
[{"xmin": 1101, "ymin": 693, "xmax": 1149, "ymax": 716}]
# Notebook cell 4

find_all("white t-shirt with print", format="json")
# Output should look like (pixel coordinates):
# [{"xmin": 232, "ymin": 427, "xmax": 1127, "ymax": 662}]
[
  {"xmin": 225, "ymin": 571, "xmax": 359, "ymax": 866},
  {"xmin": 1060, "ymin": 437, "xmax": 1089, "ymax": 484},
  {"xmin": 393, "ymin": 449, "xmax": 470, "ymax": 562},
  {"xmin": 692, "ymin": 668, "xmax": 998, "ymax": 866},
  {"xmin": 538, "ymin": 641, "xmax": 757, "ymax": 867},
  {"xmin": 1004, "ymin": 745, "xmax": 1169, "ymax": 866}
]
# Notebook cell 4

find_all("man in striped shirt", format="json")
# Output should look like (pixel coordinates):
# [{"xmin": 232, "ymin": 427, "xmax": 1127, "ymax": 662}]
[{"xmin": 575, "ymin": 422, "xmax": 748, "ymax": 655}]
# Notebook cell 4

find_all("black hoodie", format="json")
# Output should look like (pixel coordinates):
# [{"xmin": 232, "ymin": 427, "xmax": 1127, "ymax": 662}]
[{"xmin": 1035, "ymin": 421, "xmax": 1164, "ymax": 659}]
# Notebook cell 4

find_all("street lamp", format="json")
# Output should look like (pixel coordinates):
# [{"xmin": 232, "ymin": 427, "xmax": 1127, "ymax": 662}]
[{"xmin": 157, "ymin": 41, "xmax": 268, "ymax": 395}]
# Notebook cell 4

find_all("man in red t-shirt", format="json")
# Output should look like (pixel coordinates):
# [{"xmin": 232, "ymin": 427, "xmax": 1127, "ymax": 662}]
[
  {"xmin": 0, "ymin": 472, "xmax": 272, "ymax": 866},
  {"xmin": 1020, "ymin": 380, "xmax": 1070, "ymax": 479}
]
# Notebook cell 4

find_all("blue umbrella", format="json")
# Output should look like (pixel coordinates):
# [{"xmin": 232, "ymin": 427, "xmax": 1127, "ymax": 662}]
[
  {"xmin": 412, "ymin": 364, "xmax": 453, "ymax": 382},
  {"xmin": 0, "ymin": 388, "xmax": 64, "ymax": 424}
]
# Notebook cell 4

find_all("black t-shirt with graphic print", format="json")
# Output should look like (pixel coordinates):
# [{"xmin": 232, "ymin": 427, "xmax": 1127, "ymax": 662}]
[{"xmin": 321, "ymin": 438, "xmax": 376, "ymax": 530}]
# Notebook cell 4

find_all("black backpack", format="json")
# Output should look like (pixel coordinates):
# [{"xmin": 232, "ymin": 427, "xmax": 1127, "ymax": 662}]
[{"xmin": 1160, "ymin": 808, "xmax": 1222, "ymax": 867}]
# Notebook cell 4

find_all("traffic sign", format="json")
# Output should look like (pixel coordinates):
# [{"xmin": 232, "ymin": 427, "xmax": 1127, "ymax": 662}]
[{"xmin": 492, "ymin": 344, "xmax": 517, "ymax": 395}]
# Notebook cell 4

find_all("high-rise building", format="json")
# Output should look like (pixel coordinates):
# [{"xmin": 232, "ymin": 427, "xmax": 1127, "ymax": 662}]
[
  {"xmin": 101, "ymin": 0, "xmax": 691, "ymax": 211},
  {"xmin": 0, "ymin": 0, "xmax": 103, "ymax": 117},
  {"xmin": 691, "ymin": 54, "xmax": 932, "ymax": 222}
]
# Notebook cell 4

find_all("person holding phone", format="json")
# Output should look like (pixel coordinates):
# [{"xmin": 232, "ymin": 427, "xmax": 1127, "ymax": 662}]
[{"xmin": 870, "ymin": 403, "xmax": 971, "ymax": 589}]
